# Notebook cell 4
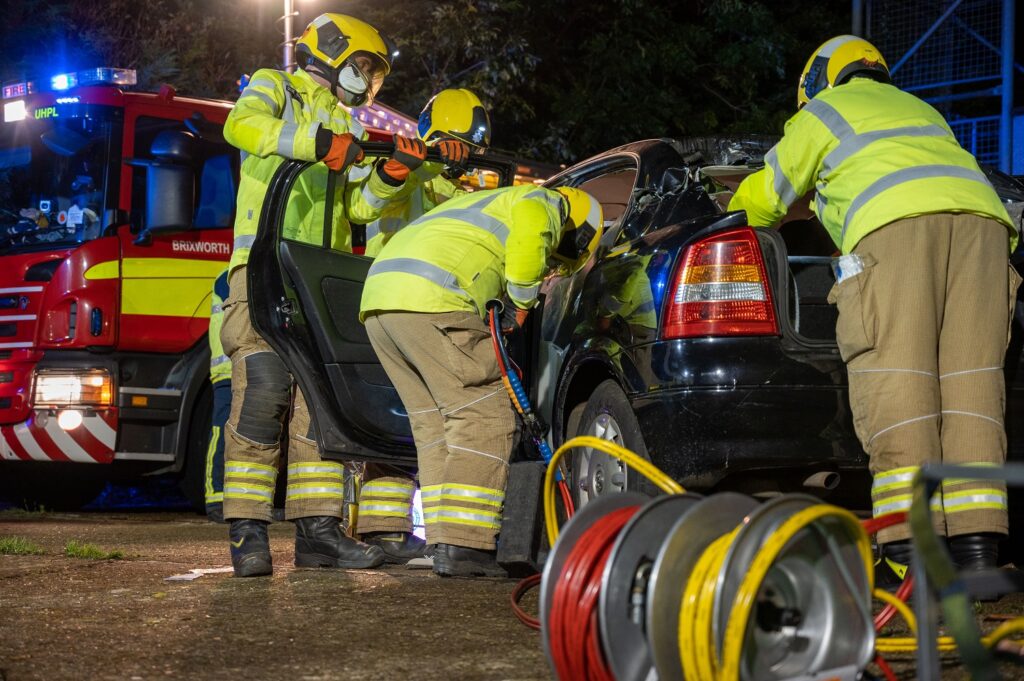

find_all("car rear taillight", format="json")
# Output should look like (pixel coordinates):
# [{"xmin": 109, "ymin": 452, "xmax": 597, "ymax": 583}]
[{"xmin": 662, "ymin": 227, "xmax": 778, "ymax": 339}]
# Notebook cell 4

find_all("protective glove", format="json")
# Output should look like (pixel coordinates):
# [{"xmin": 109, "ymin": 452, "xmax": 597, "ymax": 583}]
[
  {"xmin": 501, "ymin": 303, "xmax": 530, "ymax": 334},
  {"xmin": 322, "ymin": 133, "xmax": 364, "ymax": 172},
  {"xmin": 437, "ymin": 139, "xmax": 470, "ymax": 167},
  {"xmin": 381, "ymin": 135, "xmax": 427, "ymax": 182}
]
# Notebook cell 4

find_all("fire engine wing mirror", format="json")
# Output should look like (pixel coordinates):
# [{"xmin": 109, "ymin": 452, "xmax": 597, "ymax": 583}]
[
  {"xmin": 125, "ymin": 130, "xmax": 198, "ymax": 245},
  {"xmin": 184, "ymin": 112, "xmax": 227, "ymax": 146}
]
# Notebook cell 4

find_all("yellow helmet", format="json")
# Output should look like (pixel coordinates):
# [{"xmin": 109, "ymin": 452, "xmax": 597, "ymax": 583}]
[
  {"xmin": 797, "ymin": 35, "xmax": 889, "ymax": 108},
  {"xmin": 417, "ymin": 89, "xmax": 492, "ymax": 149},
  {"xmin": 295, "ymin": 14, "xmax": 397, "ymax": 107},
  {"xmin": 552, "ymin": 187, "xmax": 604, "ymax": 275}
]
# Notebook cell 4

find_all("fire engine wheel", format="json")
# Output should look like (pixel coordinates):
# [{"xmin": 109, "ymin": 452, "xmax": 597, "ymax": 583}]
[
  {"xmin": 568, "ymin": 380, "xmax": 656, "ymax": 509},
  {"xmin": 179, "ymin": 384, "xmax": 213, "ymax": 513}
]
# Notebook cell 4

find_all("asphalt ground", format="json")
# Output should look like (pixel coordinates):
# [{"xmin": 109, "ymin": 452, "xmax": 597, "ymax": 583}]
[{"xmin": 2, "ymin": 509, "xmax": 1024, "ymax": 680}]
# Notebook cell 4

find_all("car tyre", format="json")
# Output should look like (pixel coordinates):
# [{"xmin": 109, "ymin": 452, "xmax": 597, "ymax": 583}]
[
  {"xmin": 179, "ymin": 384, "xmax": 213, "ymax": 513},
  {"xmin": 568, "ymin": 379, "xmax": 657, "ymax": 508}
]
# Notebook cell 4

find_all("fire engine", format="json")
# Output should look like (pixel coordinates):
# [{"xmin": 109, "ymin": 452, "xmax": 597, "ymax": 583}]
[{"xmin": 0, "ymin": 67, "xmax": 422, "ymax": 509}]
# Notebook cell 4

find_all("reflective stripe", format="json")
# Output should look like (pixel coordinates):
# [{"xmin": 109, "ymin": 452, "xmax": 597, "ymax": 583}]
[
  {"xmin": 765, "ymin": 146, "xmax": 799, "ymax": 207},
  {"xmin": 348, "ymin": 164, "xmax": 373, "ymax": 181},
  {"xmin": 422, "ymin": 506, "xmax": 502, "ymax": 527},
  {"xmin": 871, "ymin": 466, "xmax": 919, "ymax": 492},
  {"xmin": 867, "ymin": 413, "xmax": 939, "ymax": 444},
  {"xmin": 281, "ymin": 96, "xmax": 297, "ymax": 124},
  {"xmin": 308, "ymin": 123, "xmax": 319, "ymax": 139},
  {"xmin": 375, "ymin": 217, "xmax": 406, "ymax": 236},
  {"xmin": 361, "ymin": 183, "xmax": 389, "ymax": 210},
  {"xmin": 288, "ymin": 463, "xmax": 344, "ymax": 475},
  {"xmin": 942, "ymin": 463, "xmax": 1001, "ymax": 487},
  {"xmin": 942, "ymin": 490, "xmax": 1007, "ymax": 512},
  {"xmin": 224, "ymin": 485, "xmax": 274, "ymax": 502},
  {"xmin": 821, "ymin": 124, "xmax": 950, "ymax": 177},
  {"xmin": 312, "ymin": 13, "xmax": 333, "ymax": 27},
  {"xmin": 419, "ymin": 493, "xmax": 502, "ymax": 508},
  {"xmin": 635, "ymin": 300, "xmax": 656, "ymax": 313},
  {"xmin": 367, "ymin": 257, "xmax": 467, "ymax": 297},
  {"xmin": 225, "ymin": 463, "xmax": 277, "ymax": 478},
  {"xmin": 428, "ymin": 192, "xmax": 509, "ymax": 243},
  {"xmin": 240, "ymin": 87, "xmax": 280, "ymax": 115},
  {"xmin": 872, "ymin": 494, "xmax": 943, "ymax": 516},
  {"xmin": 842, "ymin": 165, "xmax": 992, "ymax": 241},
  {"xmin": 941, "ymin": 409, "xmax": 1003, "ymax": 427},
  {"xmin": 211, "ymin": 355, "xmax": 230, "ymax": 367},
  {"xmin": 523, "ymin": 189, "xmax": 563, "ymax": 214},
  {"xmin": 277, "ymin": 122, "xmax": 298, "ymax": 157},
  {"xmin": 803, "ymin": 98, "xmax": 855, "ymax": 140},
  {"xmin": 286, "ymin": 484, "xmax": 344, "ymax": 499},
  {"xmin": 361, "ymin": 502, "xmax": 412, "ymax": 515},
  {"xmin": 421, "ymin": 483, "xmax": 504, "ymax": 504},
  {"xmin": 815, "ymin": 190, "xmax": 828, "ymax": 218},
  {"xmin": 940, "ymin": 366, "xmax": 1002, "ymax": 379},
  {"xmin": 247, "ymin": 77, "xmax": 278, "ymax": 92},
  {"xmin": 507, "ymin": 282, "xmax": 540, "ymax": 303},
  {"xmin": 234, "ymin": 234, "xmax": 256, "ymax": 250}
]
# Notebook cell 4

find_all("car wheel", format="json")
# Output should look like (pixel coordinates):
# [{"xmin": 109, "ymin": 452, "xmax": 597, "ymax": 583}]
[{"xmin": 569, "ymin": 379, "xmax": 656, "ymax": 508}]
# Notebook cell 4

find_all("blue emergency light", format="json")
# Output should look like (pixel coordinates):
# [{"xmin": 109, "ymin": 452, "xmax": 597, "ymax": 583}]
[{"xmin": 2, "ymin": 68, "xmax": 137, "ymax": 101}]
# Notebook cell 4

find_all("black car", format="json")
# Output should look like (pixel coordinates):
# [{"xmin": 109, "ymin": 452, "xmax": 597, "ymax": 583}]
[{"xmin": 248, "ymin": 137, "xmax": 1024, "ymax": 531}]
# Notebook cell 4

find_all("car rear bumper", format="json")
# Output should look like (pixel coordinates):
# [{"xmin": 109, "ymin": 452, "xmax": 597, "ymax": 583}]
[{"xmin": 630, "ymin": 383, "xmax": 867, "ymax": 489}]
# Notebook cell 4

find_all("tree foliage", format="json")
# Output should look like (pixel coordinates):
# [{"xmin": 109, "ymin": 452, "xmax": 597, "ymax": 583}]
[{"xmin": 0, "ymin": 0, "xmax": 849, "ymax": 163}]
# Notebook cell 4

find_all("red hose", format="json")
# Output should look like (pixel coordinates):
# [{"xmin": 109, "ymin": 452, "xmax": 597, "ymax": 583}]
[
  {"xmin": 861, "ymin": 511, "xmax": 907, "ymax": 536},
  {"xmin": 510, "ymin": 574, "xmax": 542, "ymax": 630},
  {"xmin": 875, "ymin": 654, "xmax": 899, "ymax": 681},
  {"xmin": 548, "ymin": 505, "xmax": 639, "ymax": 681}
]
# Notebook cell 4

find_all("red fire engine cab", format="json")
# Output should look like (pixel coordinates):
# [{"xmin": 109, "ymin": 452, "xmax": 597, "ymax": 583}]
[{"xmin": 0, "ymin": 68, "xmax": 407, "ymax": 509}]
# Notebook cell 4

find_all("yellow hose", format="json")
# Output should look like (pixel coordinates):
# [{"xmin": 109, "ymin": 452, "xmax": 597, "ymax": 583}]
[
  {"xmin": 873, "ymin": 588, "xmax": 917, "ymax": 635},
  {"xmin": 544, "ymin": 435, "xmax": 684, "ymax": 545}
]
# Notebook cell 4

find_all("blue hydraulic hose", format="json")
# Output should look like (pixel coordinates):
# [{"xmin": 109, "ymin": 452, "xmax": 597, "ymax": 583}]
[{"xmin": 488, "ymin": 305, "xmax": 558, "ymax": 474}]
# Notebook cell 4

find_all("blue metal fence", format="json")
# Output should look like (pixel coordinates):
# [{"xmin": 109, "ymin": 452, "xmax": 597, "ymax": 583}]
[{"xmin": 864, "ymin": 0, "xmax": 1017, "ymax": 171}]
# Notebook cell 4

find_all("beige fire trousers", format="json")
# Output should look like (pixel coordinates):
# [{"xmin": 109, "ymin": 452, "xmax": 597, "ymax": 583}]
[
  {"xmin": 221, "ymin": 267, "xmax": 345, "ymax": 522},
  {"xmin": 830, "ymin": 214, "xmax": 1021, "ymax": 543},
  {"xmin": 363, "ymin": 311, "xmax": 516, "ymax": 551}
]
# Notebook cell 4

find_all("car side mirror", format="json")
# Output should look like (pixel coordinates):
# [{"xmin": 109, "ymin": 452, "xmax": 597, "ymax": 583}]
[{"xmin": 125, "ymin": 130, "xmax": 198, "ymax": 245}]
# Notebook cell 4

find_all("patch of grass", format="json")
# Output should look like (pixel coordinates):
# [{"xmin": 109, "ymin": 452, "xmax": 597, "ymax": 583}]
[
  {"xmin": 63, "ymin": 540, "xmax": 124, "ymax": 560},
  {"xmin": 0, "ymin": 536, "xmax": 45, "ymax": 555}
]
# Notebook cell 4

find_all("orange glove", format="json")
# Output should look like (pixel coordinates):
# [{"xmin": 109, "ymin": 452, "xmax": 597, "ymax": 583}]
[
  {"xmin": 437, "ymin": 139, "xmax": 470, "ymax": 167},
  {"xmin": 322, "ymin": 133, "xmax": 364, "ymax": 172},
  {"xmin": 501, "ymin": 305, "xmax": 530, "ymax": 334},
  {"xmin": 381, "ymin": 135, "xmax": 427, "ymax": 182}
]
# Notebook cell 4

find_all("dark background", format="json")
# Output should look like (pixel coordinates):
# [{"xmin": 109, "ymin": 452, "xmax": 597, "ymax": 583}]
[
  {"xmin": 0, "ymin": 0, "xmax": 852, "ymax": 162},
  {"xmin": 0, "ymin": 1, "xmax": 1019, "ymax": 164}
]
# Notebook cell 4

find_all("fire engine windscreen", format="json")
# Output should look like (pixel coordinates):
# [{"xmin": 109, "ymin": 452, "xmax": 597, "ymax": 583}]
[{"xmin": 0, "ymin": 104, "xmax": 119, "ymax": 252}]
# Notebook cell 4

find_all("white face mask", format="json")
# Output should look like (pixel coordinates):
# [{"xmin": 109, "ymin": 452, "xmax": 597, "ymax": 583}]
[{"xmin": 337, "ymin": 62, "xmax": 369, "ymax": 106}]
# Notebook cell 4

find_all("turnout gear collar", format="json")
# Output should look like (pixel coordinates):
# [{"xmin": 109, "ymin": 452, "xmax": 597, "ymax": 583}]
[
  {"xmin": 295, "ymin": 13, "xmax": 394, "ymax": 106},
  {"xmin": 553, "ymin": 187, "xmax": 604, "ymax": 276},
  {"xmin": 798, "ymin": 35, "xmax": 889, "ymax": 109}
]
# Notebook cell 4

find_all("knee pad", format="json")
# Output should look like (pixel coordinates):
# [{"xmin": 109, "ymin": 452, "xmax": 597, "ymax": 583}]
[{"xmin": 236, "ymin": 352, "xmax": 292, "ymax": 444}]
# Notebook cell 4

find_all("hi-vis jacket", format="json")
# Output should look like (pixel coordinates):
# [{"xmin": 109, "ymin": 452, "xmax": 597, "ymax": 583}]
[
  {"xmin": 729, "ymin": 78, "xmax": 1016, "ymax": 254},
  {"xmin": 364, "ymin": 170, "xmax": 463, "ymax": 257},
  {"xmin": 223, "ymin": 67, "xmax": 403, "ymax": 273},
  {"xmin": 360, "ymin": 184, "xmax": 566, "ymax": 320},
  {"xmin": 209, "ymin": 268, "xmax": 231, "ymax": 384}
]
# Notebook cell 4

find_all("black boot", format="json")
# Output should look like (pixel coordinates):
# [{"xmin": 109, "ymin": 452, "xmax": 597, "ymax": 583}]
[
  {"xmin": 206, "ymin": 502, "xmax": 225, "ymax": 524},
  {"xmin": 363, "ymin": 531, "xmax": 428, "ymax": 564},
  {"xmin": 294, "ymin": 516, "xmax": 386, "ymax": 569},
  {"xmin": 433, "ymin": 543, "xmax": 506, "ymax": 578},
  {"xmin": 949, "ymin": 533, "xmax": 1001, "ymax": 572},
  {"xmin": 229, "ymin": 519, "xmax": 272, "ymax": 577},
  {"xmin": 875, "ymin": 540, "xmax": 913, "ymax": 590}
]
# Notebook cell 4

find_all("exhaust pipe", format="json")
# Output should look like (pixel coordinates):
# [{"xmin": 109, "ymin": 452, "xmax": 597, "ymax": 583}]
[{"xmin": 803, "ymin": 471, "xmax": 840, "ymax": 491}]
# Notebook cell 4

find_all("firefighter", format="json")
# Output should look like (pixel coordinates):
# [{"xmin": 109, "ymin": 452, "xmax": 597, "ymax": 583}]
[
  {"xmin": 359, "ymin": 184, "xmax": 603, "ymax": 577},
  {"xmin": 221, "ymin": 13, "xmax": 427, "ymax": 577},
  {"xmin": 355, "ymin": 88, "xmax": 492, "ymax": 564},
  {"xmin": 363, "ymin": 88, "xmax": 491, "ymax": 257},
  {"xmin": 728, "ymin": 35, "xmax": 1021, "ymax": 576},
  {"xmin": 204, "ymin": 267, "xmax": 230, "ymax": 523}
]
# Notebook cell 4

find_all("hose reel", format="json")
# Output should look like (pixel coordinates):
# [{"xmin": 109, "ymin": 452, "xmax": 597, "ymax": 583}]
[{"xmin": 539, "ymin": 438, "xmax": 875, "ymax": 681}]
